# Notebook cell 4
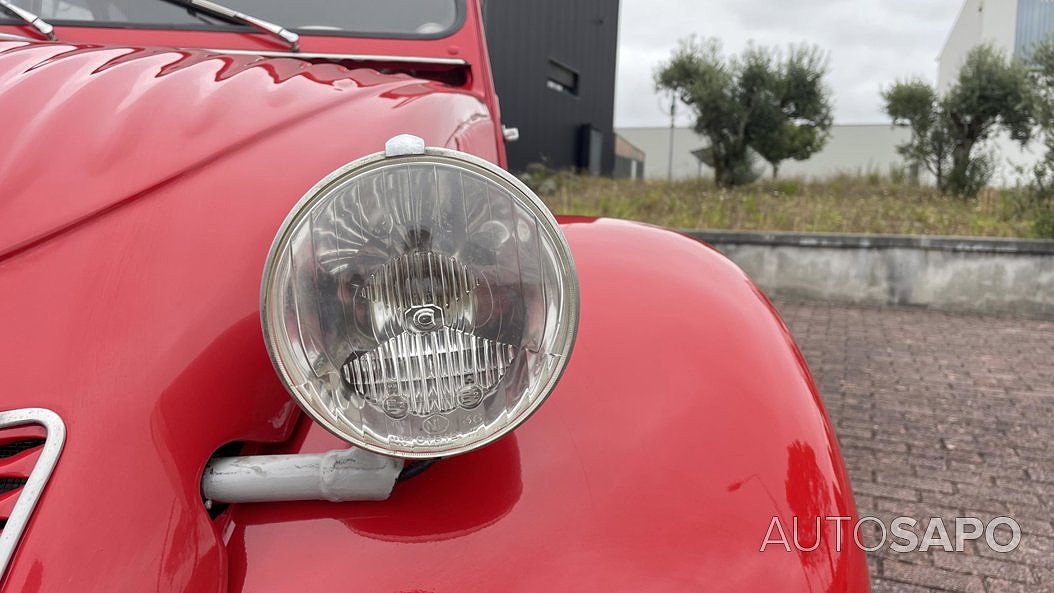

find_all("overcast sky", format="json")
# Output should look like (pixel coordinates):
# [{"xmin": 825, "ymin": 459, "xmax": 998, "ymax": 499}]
[{"xmin": 614, "ymin": 0, "xmax": 964, "ymax": 128}]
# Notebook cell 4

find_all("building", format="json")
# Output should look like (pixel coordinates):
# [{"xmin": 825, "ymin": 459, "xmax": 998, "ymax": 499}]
[
  {"xmin": 483, "ymin": 0, "xmax": 620, "ymax": 175},
  {"xmin": 613, "ymin": 134, "xmax": 646, "ymax": 179},
  {"xmin": 615, "ymin": 125, "xmax": 912, "ymax": 181},
  {"xmin": 938, "ymin": 0, "xmax": 1054, "ymax": 90},
  {"xmin": 935, "ymin": 0, "xmax": 1051, "ymax": 181}
]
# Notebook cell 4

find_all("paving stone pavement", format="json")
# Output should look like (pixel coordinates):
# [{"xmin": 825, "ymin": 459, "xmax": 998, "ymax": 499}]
[{"xmin": 775, "ymin": 300, "xmax": 1054, "ymax": 593}]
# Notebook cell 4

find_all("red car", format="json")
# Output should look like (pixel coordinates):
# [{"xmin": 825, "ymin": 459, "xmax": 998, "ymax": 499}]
[{"xmin": 0, "ymin": 1, "xmax": 870, "ymax": 591}]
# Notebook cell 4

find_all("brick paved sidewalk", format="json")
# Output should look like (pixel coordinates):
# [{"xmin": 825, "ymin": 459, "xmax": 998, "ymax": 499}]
[{"xmin": 776, "ymin": 301, "xmax": 1054, "ymax": 593}]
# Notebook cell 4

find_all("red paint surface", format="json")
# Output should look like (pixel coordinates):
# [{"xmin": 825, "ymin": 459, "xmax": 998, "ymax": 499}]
[
  {"xmin": 0, "ymin": 2, "xmax": 868, "ymax": 590},
  {"xmin": 226, "ymin": 218, "xmax": 871, "ymax": 593}
]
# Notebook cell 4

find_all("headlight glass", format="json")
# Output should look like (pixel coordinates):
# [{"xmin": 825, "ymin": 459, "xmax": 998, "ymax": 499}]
[{"xmin": 262, "ymin": 147, "xmax": 578, "ymax": 458}]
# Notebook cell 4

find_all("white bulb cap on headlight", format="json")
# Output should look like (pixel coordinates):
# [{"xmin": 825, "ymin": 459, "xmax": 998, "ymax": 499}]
[{"xmin": 261, "ymin": 136, "xmax": 579, "ymax": 459}]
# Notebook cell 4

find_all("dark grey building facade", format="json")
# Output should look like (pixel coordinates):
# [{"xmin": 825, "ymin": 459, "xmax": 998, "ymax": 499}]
[{"xmin": 483, "ymin": 0, "xmax": 620, "ymax": 175}]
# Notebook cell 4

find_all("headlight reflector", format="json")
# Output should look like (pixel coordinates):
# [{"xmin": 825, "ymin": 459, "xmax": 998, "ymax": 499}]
[{"xmin": 262, "ymin": 143, "xmax": 578, "ymax": 459}]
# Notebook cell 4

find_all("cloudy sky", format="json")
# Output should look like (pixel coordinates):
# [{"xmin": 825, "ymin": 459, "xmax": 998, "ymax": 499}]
[{"xmin": 615, "ymin": 0, "xmax": 964, "ymax": 128}]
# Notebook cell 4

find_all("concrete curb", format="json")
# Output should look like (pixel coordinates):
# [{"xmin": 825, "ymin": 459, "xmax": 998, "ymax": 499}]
[
  {"xmin": 679, "ymin": 230, "xmax": 1054, "ymax": 318},
  {"xmin": 680, "ymin": 229, "xmax": 1054, "ymax": 255}
]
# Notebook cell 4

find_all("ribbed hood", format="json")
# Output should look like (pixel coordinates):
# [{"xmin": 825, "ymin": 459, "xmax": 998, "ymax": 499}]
[{"xmin": 0, "ymin": 39, "xmax": 484, "ymax": 259}]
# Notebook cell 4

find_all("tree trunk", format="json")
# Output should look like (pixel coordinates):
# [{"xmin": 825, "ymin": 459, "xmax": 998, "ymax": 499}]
[
  {"xmin": 948, "ymin": 143, "xmax": 973, "ymax": 196},
  {"xmin": 772, "ymin": 163, "xmax": 780, "ymax": 179}
]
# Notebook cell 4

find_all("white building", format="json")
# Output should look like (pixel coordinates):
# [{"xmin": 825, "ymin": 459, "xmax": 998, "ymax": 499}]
[
  {"xmin": 615, "ymin": 125, "xmax": 912, "ymax": 181},
  {"xmin": 938, "ymin": 0, "xmax": 1054, "ymax": 90}
]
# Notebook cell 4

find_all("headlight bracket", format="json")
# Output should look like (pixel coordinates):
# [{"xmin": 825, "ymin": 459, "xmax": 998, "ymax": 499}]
[{"xmin": 202, "ymin": 448, "xmax": 404, "ymax": 504}]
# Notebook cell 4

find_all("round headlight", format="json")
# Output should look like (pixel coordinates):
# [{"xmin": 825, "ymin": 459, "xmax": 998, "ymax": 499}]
[{"xmin": 261, "ymin": 139, "xmax": 579, "ymax": 459}]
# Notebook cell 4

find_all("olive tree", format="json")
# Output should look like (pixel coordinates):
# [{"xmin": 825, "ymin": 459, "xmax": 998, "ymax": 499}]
[
  {"xmin": 1031, "ymin": 40, "xmax": 1054, "ymax": 172},
  {"xmin": 882, "ymin": 80, "xmax": 951, "ymax": 187},
  {"xmin": 1024, "ymin": 38, "xmax": 1054, "ymax": 236},
  {"xmin": 751, "ymin": 45, "xmax": 834, "ymax": 179},
  {"xmin": 655, "ymin": 38, "xmax": 833, "ymax": 186},
  {"xmin": 883, "ymin": 44, "xmax": 1034, "ymax": 197}
]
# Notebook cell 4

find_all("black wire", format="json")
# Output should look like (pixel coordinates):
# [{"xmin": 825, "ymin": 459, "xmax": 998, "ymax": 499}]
[{"xmin": 396, "ymin": 459, "xmax": 438, "ymax": 482}]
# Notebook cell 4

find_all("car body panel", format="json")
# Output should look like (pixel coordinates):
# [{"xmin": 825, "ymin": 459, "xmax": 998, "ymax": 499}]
[
  {"xmin": 222, "ymin": 218, "xmax": 870, "ymax": 593},
  {"xmin": 0, "ymin": 39, "xmax": 496, "ymax": 259}
]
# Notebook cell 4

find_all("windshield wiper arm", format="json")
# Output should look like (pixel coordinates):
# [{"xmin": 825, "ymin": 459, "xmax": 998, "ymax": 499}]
[
  {"xmin": 0, "ymin": 0, "xmax": 55, "ymax": 41},
  {"xmin": 160, "ymin": 0, "xmax": 299, "ymax": 51}
]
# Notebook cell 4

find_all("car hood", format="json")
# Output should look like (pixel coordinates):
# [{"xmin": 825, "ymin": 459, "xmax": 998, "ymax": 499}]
[
  {"xmin": 0, "ymin": 38, "xmax": 498, "ymax": 593},
  {"xmin": 0, "ymin": 39, "xmax": 488, "ymax": 260}
]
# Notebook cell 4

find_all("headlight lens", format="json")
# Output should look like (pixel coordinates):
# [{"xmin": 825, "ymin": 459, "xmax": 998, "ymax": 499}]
[{"xmin": 262, "ymin": 145, "xmax": 578, "ymax": 459}]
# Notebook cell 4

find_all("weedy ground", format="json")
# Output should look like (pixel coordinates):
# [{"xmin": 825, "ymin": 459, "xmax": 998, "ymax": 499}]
[{"xmin": 536, "ymin": 173, "xmax": 1047, "ymax": 238}]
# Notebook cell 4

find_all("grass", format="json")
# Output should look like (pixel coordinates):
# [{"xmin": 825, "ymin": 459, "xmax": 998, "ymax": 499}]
[{"xmin": 536, "ymin": 173, "xmax": 1046, "ymax": 238}]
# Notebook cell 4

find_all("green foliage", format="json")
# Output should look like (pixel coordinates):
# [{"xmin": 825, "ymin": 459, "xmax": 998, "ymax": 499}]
[
  {"xmin": 750, "ymin": 44, "xmax": 834, "ymax": 179},
  {"xmin": 948, "ymin": 45, "xmax": 1035, "ymax": 144},
  {"xmin": 944, "ymin": 46, "xmax": 1034, "ymax": 195},
  {"xmin": 655, "ymin": 38, "xmax": 833, "ymax": 187},
  {"xmin": 1031, "ymin": 37, "xmax": 1054, "ymax": 141},
  {"xmin": 1019, "ymin": 36, "xmax": 1054, "ymax": 237},
  {"xmin": 883, "ymin": 45, "xmax": 1035, "ymax": 198},
  {"xmin": 883, "ymin": 79, "xmax": 952, "ymax": 187},
  {"xmin": 1017, "ymin": 154, "xmax": 1054, "ymax": 237},
  {"xmin": 887, "ymin": 164, "xmax": 912, "ymax": 186},
  {"xmin": 517, "ymin": 162, "xmax": 567, "ymax": 195},
  {"xmin": 541, "ymin": 174, "xmax": 1040, "ymax": 238},
  {"xmin": 771, "ymin": 178, "xmax": 803, "ymax": 196},
  {"xmin": 693, "ymin": 144, "xmax": 762, "ymax": 185},
  {"xmin": 1035, "ymin": 207, "xmax": 1054, "ymax": 238}
]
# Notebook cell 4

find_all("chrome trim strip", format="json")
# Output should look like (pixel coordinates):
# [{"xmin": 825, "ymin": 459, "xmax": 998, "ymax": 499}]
[
  {"xmin": 197, "ymin": 47, "xmax": 468, "ymax": 66},
  {"xmin": 0, "ymin": 408, "xmax": 65, "ymax": 580}
]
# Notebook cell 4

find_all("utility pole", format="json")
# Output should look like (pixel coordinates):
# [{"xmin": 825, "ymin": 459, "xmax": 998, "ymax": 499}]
[{"xmin": 667, "ymin": 93, "xmax": 676, "ymax": 181}]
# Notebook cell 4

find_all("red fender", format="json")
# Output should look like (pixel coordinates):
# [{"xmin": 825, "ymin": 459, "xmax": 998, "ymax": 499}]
[{"xmin": 224, "ymin": 217, "xmax": 871, "ymax": 593}]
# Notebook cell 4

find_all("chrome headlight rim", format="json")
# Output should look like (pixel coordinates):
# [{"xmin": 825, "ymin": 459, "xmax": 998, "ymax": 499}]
[{"xmin": 261, "ymin": 145, "xmax": 580, "ymax": 459}]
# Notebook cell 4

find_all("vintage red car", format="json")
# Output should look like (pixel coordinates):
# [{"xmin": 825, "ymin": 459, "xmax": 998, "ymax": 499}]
[{"xmin": 0, "ymin": 1, "xmax": 870, "ymax": 591}]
